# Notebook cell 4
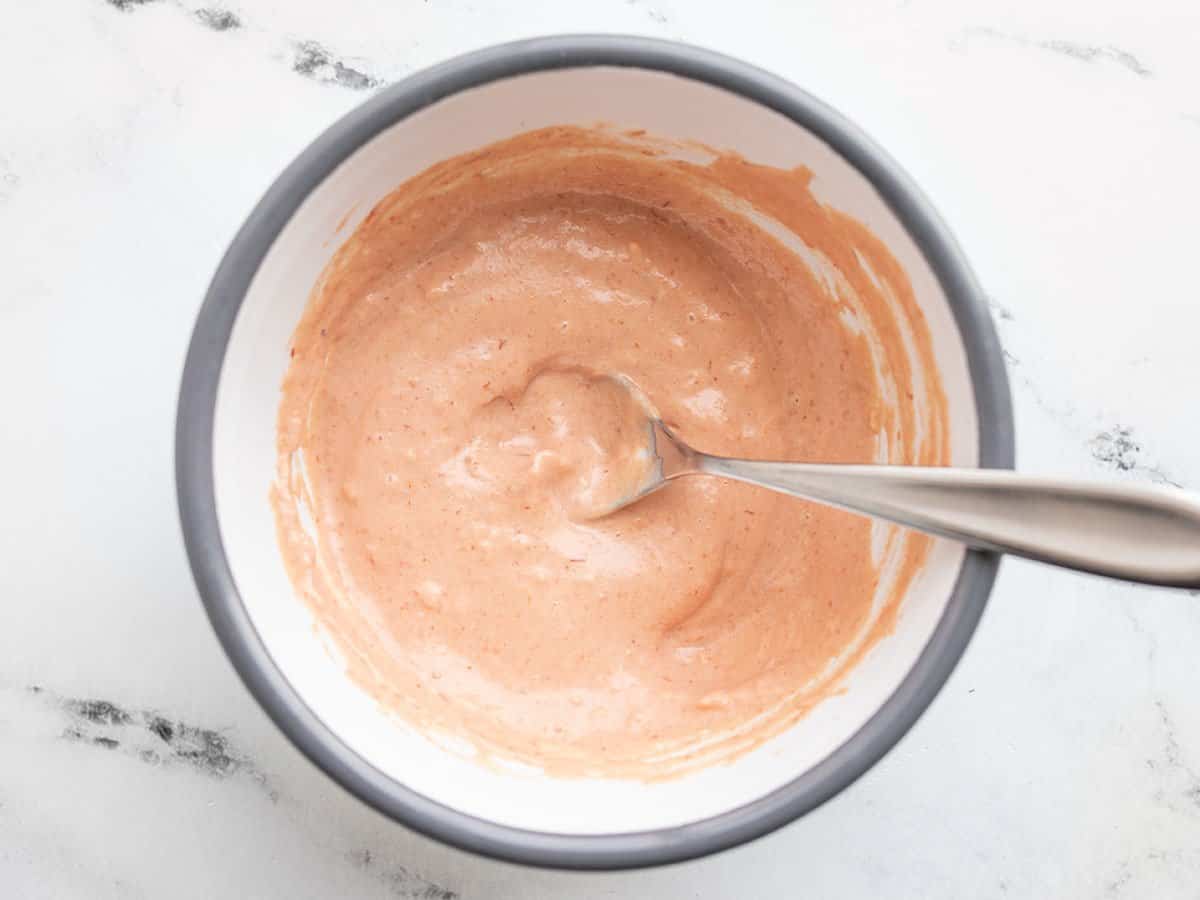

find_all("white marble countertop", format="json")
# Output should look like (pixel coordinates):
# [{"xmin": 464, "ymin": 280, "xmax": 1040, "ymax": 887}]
[{"xmin": 3, "ymin": 0, "xmax": 1199, "ymax": 896}]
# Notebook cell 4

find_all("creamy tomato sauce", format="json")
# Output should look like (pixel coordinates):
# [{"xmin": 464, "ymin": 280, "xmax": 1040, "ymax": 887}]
[{"xmin": 273, "ymin": 126, "xmax": 948, "ymax": 778}]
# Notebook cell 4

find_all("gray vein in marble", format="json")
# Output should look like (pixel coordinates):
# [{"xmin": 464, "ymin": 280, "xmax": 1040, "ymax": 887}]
[
  {"xmin": 1039, "ymin": 39, "xmax": 1152, "ymax": 77},
  {"xmin": 1122, "ymin": 601, "xmax": 1158, "ymax": 669},
  {"xmin": 1102, "ymin": 847, "xmax": 1200, "ymax": 898},
  {"xmin": 988, "ymin": 297, "xmax": 1015, "ymax": 322},
  {"xmin": 986, "ymin": 296, "xmax": 1185, "ymax": 488},
  {"xmin": 1091, "ymin": 420, "xmax": 1179, "ymax": 486},
  {"xmin": 346, "ymin": 849, "xmax": 459, "ymax": 900},
  {"xmin": 1098, "ymin": 598, "xmax": 1200, "ymax": 890},
  {"xmin": 1089, "ymin": 426, "xmax": 1181, "ymax": 486},
  {"xmin": 65, "ymin": 697, "xmax": 133, "ymax": 726},
  {"xmin": 626, "ymin": 0, "xmax": 670, "ymax": 25},
  {"xmin": 1106, "ymin": 860, "xmax": 1134, "ymax": 895},
  {"xmin": 100, "ymin": 0, "xmax": 380, "ymax": 92},
  {"xmin": 29, "ymin": 686, "xmax": 277, "ymax": 800},
  {"xmin": 102, "ymin": 0, "xmax": 242, "ymax": 37},
  {"xmin": 292, "ymin": 40, "xmax": 380, "ymax": 91},
  {"xmin": 7, "ymin": 685, "xmax": 459, "ymax": 897},
  {"xmin": 987, "ymin": 296, "xmax": 1084, "ymax": 420},
  {"xmin": 1149, "ymin": 698, "xmax": 1200, "ymax": 814},
  {"xmin": 956, "ymin": 27, "xmax": 1152, "ymax": 77},
  {"xmin": 194, "ymin": 7, "xmax": 241, "ymax": 31}
]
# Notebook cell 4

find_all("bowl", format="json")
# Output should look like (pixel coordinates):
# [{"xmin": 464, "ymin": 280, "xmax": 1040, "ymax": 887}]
[{"xmin": 176, "ymin": 35, "xmax": 1013, "ymax": 869}]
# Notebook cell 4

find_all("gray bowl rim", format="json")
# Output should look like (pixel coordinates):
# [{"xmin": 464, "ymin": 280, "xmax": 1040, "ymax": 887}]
[{"xmin": 176, "ymin": 34, "xmax": 1015, "ymax": 871}]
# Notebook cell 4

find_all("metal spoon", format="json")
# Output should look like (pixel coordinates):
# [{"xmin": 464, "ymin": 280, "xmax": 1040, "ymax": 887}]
[{"xmin": 611, "ymin": 418, "xmax": 1200, "ymax": 588}]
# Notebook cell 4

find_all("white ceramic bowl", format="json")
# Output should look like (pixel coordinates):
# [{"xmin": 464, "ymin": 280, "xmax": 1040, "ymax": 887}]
[{"xmin": 177, "ymin": 36, "xmax": 1013, "ymax": 868}]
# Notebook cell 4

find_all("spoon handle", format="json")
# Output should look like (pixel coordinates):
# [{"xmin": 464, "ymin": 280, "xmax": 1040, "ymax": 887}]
[{"xmin": 698, "ymin": 457, "xmax": 1200, "ymax": 588}]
